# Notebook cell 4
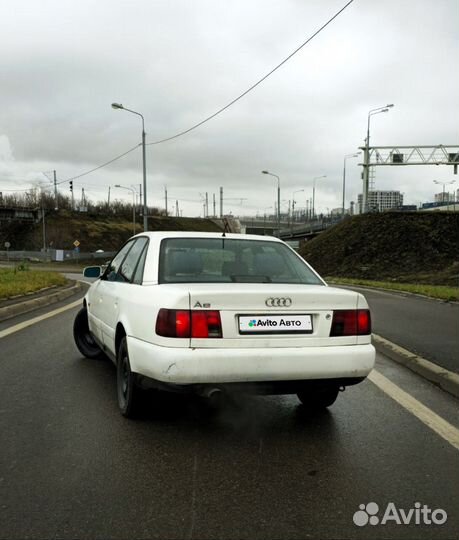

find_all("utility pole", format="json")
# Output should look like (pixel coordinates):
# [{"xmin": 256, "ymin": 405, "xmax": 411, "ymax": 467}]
[
  {"xmin": 205, "ymin": 192, "xmax": 209, "ymax": 218},
  {"xmin": 213, "ymin": 193, "xmax": 216, "ymax": 217},
  {"xmin": 165, "ymin": 186, "xmax": 168, "ymax": 216},
  {"xmin": 69, "ymin": 181, "xmax": 74, "ymax": 210},
  {"xmin": 41, "ymin": 190, "xmax": 46, "ymax": 253},
  {"xmin": 176, "ymin": 200, "xmax": 179, "ymax": 217},
  {"xmin": 220, "ymin": 187, "xmax": 223, "ymax": 218},
  {"xmin": 108, "ymin": 186, "xmax": 111, "ymax": 208},
  {"xmin": 53, "ymin": 170, "xmax": 58, "ymax": 210}
]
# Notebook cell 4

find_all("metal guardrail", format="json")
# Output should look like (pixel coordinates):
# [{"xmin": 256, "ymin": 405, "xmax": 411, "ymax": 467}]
[
  {"xmin": 279, "ymin": 217, "xmax": 343, "ymax": 239},
  {"xmin": 0, "ymin": 250, "xmax": 116, "ymax": 262}
]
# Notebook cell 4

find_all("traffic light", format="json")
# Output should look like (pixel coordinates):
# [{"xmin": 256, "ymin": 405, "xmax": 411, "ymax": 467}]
[{"xmin": 69, "ymin": 181, "xmax": 73, "ymax": 192}]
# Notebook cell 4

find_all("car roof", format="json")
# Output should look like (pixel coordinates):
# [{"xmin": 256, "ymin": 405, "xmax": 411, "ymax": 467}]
[{"xmin": 132, "ymin": 231, "xmax": 283, "ymax": 243}]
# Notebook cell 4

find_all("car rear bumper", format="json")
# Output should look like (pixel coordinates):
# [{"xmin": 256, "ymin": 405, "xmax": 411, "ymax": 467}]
[{"xmin": 127, "ymin": 337, "xmax": 375, "ymax": 385}]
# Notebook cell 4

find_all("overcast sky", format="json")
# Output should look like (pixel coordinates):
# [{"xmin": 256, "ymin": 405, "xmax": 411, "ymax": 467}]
[{"xmin": 1, "ymin": 0, "xmax": 458, "ymax": 217}]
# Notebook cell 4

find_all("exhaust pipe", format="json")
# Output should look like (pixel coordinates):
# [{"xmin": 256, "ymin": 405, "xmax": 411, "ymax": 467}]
[{"xmin": 202, "ymin": 387, "xmax": 225, "ymax": 408}]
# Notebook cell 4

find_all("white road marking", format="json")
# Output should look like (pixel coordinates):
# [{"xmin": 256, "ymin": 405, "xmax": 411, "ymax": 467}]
[
  {"xmin": 0, "ymin": 299, "xmax": 82, "ymax": 339},
  {"xmin": 369, "ymin": 370, "xmax": 459, "ymax": 451}
]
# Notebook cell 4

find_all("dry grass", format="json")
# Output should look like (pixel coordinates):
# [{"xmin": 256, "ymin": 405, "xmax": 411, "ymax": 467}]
[
  {"xmin": 0, "ymin": 267, "xmax": 67, "ymax": 299},
  {"xmin": 326, "ymin": 277, "xmax": 459, "ymax": 302}
]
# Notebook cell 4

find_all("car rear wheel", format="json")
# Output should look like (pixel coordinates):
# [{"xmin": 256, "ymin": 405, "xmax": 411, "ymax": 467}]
[
  {"xmin": 73, "ymin": 307, "xmax": 105, "ymax": 359},
  {"xmin": 297, "ymin": 385, "xmax": 339, "ymax": 409},
  {"xmin": 117, "ymin": 336, "xmax": 142, "ymax": 418}
]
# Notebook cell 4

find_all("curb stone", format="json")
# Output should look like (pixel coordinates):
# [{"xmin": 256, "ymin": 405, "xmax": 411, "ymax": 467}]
[
  {"xmin": 328, "ymin": 281, "xmax": 459, "ymax": 305},
  {"xmin": 373, "ymin": 333, "xmax": 459, "ymax": 399},
  {"xmin": 0, "ymin": 281, "xmax": 84, "ymax": 323}
]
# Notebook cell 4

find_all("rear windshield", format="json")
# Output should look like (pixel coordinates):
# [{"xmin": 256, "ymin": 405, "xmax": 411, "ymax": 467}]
[{"xmin": 159, "ymin": 238, "xmax": 324, "ymax": 285}]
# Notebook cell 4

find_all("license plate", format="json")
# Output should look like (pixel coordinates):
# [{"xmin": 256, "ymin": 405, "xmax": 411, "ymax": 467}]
[{"xmin": 239, "ymin": 315, "xmax": 313, "ymax": 334}]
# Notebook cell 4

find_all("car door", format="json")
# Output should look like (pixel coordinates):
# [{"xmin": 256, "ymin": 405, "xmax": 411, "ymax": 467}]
[
  {"xmin": 89, "ymin": 240, "xmax": 136, "ymax": 349},
  {"xmin": 96, "ymin": 237, "xmax": 149, "ymax": 355}
]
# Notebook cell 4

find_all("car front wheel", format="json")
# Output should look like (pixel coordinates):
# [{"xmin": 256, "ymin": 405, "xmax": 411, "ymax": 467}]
[
  {"xmin": 73, "ymin": 307, "xmax": 105, "ymax": 359},
  {"xmin": 117, "ymin": 336, "xmax": 142, "ymax": 418},
  {"xmin": 297, "ymin": 384, "xmax": 339, "ymax": 409}
]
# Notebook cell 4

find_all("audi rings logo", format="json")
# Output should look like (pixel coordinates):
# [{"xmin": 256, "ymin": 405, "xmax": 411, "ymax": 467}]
[{"xmin": 265, "ymin": 297, "xmax": 292, "ymax": 307}]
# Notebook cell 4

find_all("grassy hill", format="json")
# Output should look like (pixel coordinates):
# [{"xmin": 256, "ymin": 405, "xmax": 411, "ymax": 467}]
[
  {"xmin": 299, "ymin": 212, "xmax": 459, "ymax": 286},
  {"xmin": 0, "ymin": 211, "xmax": 223, "ymax": 252}
]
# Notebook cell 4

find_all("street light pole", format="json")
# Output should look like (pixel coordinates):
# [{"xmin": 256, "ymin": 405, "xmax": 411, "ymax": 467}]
[
  {"xmin": 115, "ymin": 185, "xmax": 136, "ymax": 234},
  {"xmin": 312, "ymin": 175, "xmax": 326, "ymax": 219},
  {"xmin": 292, "ymin": 189, "xmax": 304, "ymax": 223},
  {"xmin": 41, "ymin": 190, "xmax": 46, "ymax": 253},
  {"xmin": 363, "ymin": 103, "xmax": 394, "ymax": 213},
  {"xmin": 262, "ymin": 171, "xmax": 280, "ymax": 235},
  {"xmin": 342, "ymin": 153, "xmax": 360, "ymax": 217},
  {"xmin": 112, "ymin": 103, "xmax": 148, "ymax": 231}
]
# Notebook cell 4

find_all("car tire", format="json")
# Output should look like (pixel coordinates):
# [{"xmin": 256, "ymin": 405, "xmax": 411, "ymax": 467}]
[
  {"xmin": 297, "ymin": 385, "xmax": 339, "ymax": 409},
  {"xmin": 117, "ymin": 336, "xmax": 142, "ymax": 418},
  {"xmin": 73, "ymin": 307, "xmax": 105, "ymax": 359}
]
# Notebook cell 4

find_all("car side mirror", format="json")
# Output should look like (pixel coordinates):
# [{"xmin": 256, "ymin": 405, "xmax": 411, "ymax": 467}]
[{"xmin": 83, "ymin": 266, "xmax": 102, "ymax": 278}]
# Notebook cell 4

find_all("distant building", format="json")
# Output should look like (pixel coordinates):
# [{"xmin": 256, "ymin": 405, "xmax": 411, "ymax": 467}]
[
  {"xmin": 434, "ymin": 192, "xmax": 454, "ymax": 203},
  {"xmin": 357, "ymin": 191, "xmax": 403, "ymax": 213}
]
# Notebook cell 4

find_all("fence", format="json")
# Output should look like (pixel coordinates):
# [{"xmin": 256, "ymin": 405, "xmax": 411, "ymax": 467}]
[{"xmin": 0, "ymin": 250, "xmax": 116, "ymax": 263}]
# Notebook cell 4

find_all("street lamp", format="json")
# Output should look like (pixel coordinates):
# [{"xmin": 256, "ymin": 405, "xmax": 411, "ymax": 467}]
[
  {"xmin": 292, "ymin": 189, "xmax": 304, "ymax": 223},
  {"xmin": 433, "ymin": 179, "xmax": 456, "ymax": 205},
  {"xmin": 362, "ymin": 103, "xmax": 394, "ymax": 213},
  {"xmin": 342, "ymin": 152, "xmax": 361, "ymax": 217},
  {"xmin": 111, "ymin": 103, "xmax": 148, "ymax": 231},
  {"xmin": 262, "ymin": 170, "xmax": 280, "ymax": 234},
  {"xmin": 115, "ymin": 185, "xmax": 136, "ymax": 234},
  {"xmin": 312, "ymin": 175, "xmax": 326, "ymax": 219}
]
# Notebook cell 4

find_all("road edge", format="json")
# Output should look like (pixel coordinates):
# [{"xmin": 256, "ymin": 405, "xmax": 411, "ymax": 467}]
[
  {"xmin": 0, "ymin": 282, "xmax": 84, "ymax": 323},
  {"xmin": 373, "ymin": 333, "xmax": 459, "ymax": 399},
  {"xmin": 328, "ymin": 281, "xmax": 458, "ymax": 304}
]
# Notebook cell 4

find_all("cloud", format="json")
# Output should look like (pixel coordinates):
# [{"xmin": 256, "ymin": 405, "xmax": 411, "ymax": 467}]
[{"xmin": 0, "ymin": 0, "xmax": 457, "ymax": 215}]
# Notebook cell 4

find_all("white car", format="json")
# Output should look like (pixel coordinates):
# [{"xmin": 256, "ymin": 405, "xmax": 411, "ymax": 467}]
[{"xmin": 73, "ymin": 231, "xmax": 375, "ymax": 417}]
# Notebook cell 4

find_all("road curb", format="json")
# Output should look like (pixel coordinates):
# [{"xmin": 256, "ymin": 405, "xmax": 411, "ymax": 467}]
[
  {"xmin": 0, "ymin": 282, "xmax": 84, "ymax": 323},
  {"xmin": 328, "ymin": 281, "xmax": 458, "ymax": 305},
  {"xmin": 373, "ymin": 333, "xmax": 459, "ymax": 399}
]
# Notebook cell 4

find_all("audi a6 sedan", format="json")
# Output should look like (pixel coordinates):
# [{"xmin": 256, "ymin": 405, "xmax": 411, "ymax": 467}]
[{"xmin": 73, "ymin": 231, "xmax": 375, "ymax": 417}]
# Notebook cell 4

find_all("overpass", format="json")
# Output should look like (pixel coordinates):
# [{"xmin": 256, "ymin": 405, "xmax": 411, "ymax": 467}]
[
  {"xmin": 239, "ymin": 216, "xmax": 343, "ymax": 243},
  {"xmin": 0, "ymin": 206, "xmax": 40, "ymax": 223}
]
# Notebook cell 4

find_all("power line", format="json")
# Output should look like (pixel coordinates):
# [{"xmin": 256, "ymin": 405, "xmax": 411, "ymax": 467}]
[
  {"xmin": 59, "ymin": 143, "xmax": 141, "ymax": 184},
  {"xmin": 54, "ymin": 0, "xmax": 354, "ymax": 183},
  {"xmin": 147, "ymin": 0, "xmax": 354, "ymax": 146},
  {"xmin": 0, "ymin": 187, "xmax": 34, "ymax": 192}
]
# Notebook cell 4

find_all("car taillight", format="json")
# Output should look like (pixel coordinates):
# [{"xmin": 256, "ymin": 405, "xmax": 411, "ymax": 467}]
[
  {"xmin": 155, "ymin": 309, "xmax": 222, "ymax": 338},
  {"xmin": 329, "ymin": 309, "xmax": 371, "ymax": 336}
]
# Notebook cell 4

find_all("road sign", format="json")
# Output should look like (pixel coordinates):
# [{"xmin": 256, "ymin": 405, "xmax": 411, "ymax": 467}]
[
  {"xmin": 73, "ymin": 240, "xmax": 80, "ymax": 248},
  {"xmin": 4, "ymin": 242, "xmax": 11, "ymax": 249}
]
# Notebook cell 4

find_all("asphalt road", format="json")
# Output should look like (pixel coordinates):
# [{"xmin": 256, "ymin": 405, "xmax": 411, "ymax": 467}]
[
  {"xmin": 0, "ymin": 294, "xmax": 458, "ymax": 540},
  {"xmin": 337, "ymin": 286, "xmax": 459, "ymax": 374}
]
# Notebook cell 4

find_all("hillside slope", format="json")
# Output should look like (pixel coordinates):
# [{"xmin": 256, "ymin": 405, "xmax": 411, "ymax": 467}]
[
  {"xmin": 299, "ymin": 212, "xmax": 459, "ymax": 286},
  {"xmin": 0, "ymin": 211, "xmax": 223, "ymax": 252}
]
